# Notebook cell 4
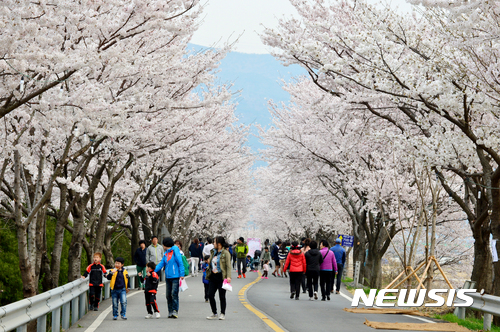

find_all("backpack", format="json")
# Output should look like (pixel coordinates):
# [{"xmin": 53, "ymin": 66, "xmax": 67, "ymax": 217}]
[{"xmin": 182, "ymin": 255, "xmax": 190, "ymax": 277}]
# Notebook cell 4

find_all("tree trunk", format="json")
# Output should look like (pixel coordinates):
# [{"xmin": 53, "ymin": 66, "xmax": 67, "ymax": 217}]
[
  {"xmin": 68, "ymin": 202, "xmax": 86, "ymax": 281},
  {"xmin": 364, "ymin": 245, "xmax": 383, "ymax": 289},
  {"xmin": 93, "ymin": 188, "xmax": 113, "ymax": 254},
  {"xmin": 103, "ymin": 233, "xmax": 114, "ymax": 268},
  {"xmin": 130, "ymin": 212, "xmax": 139, "ymax": 264}
]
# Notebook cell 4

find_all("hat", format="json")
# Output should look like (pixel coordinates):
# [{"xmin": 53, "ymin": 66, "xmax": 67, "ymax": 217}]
[
  {"xmin": 163, "ymin": 237, "xmax": 175, "ymax": 247},
  {"xmin": 115, "ymin": 257, "xmax": 125, "ymax": 264},
  {"xmin": 239, "ymin": 237, "xmax": 244, "ymax": 242},
  {"xmin": 335, "ymin": 238, "xmax": 342, "ymax": 243}
]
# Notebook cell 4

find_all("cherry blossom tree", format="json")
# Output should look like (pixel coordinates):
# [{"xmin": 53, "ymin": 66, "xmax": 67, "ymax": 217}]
[{"xmin": 261, "ymin": 0, "xmax": 497, "ymax": 295}]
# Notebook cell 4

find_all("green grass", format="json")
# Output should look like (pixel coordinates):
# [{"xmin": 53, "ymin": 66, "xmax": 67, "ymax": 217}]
[
  {"xmin": 433, "ymin": 313, "xmax": 500, "ymax": 332},
  {"xmin": 342, "ymin": 277, "xmax": 353, "ymax": 283}
]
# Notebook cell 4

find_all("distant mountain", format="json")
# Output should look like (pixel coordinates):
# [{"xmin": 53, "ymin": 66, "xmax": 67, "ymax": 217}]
[{"xmin": 189, "ymin": 44, "xmax": 305, "ymax": 165}]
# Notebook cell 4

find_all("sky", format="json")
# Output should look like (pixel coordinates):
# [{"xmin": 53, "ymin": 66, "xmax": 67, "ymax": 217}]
[
  {"xmin": 191, "ymin": 0, "xmax": 413, "ymax": 54},
  {"xmin": 190, "ymin": 0, "xmax": 413, "ymax": 167},
  {"xmin": 191, "ymin": 0, "xmax": 298, "ymax": 54}
]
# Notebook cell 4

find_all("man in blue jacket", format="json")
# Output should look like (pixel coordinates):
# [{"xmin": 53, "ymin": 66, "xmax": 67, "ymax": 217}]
[
  {"xmin": 155, "ymin": 237, "xmax": 185, "ymax": 318},
  {"xmin": 330, "ymin": 238, "xmax": 346, "ymax": 294}
]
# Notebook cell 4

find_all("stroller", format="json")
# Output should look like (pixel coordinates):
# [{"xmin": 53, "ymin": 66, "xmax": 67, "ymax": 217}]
[{"xmin": 252, "ymin": 250, "xmax": 261, "ymax": 272}]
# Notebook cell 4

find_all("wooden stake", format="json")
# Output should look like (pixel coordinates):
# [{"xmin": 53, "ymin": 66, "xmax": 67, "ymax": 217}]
[
  {"xmin": 385, "ymin": 269, "xmax": 406, "ymax": 290},
  {"xmin": 416, "ymin": 258, "xmax": 433, "ymax": 293},
  {"xmin": 390, "ymin": 261, "xmax": 427, "ymax": 290},
  {"xmin": 432, "ymin": 257, "xmax": 454, "ymax": 289}
]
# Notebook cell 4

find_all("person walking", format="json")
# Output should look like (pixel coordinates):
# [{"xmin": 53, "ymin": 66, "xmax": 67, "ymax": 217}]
[
  {"xmin": 232, "ymin": 242, "xmax": 237, "ymax": 270},
  {"xmin": 330, "ymin": 238, "xmax": 346, "ymax": 294},
  {"xmin": 271, "ymin": 240, "xmax": 281, "ymax": 277},
  {"xmin": 189, "ymin": 238, "xmax": 203, "ymax": 276},
  {"xmin": 319, "ymin": 240, "xmax": 337, "ymax": 301},
  {"xmin": 260, "ymin": 247, "xmax": 271, "ymax": 270},
  {"xmin": 203, "ymin": 237, "xmax": 214, "ymax": 257},
  {"xmin": 300, "ymin": 238, "xmax": 311, "ymax": 293},
  {"xmin": 146, "ymin": 236, "xmax": 164, "ymax": 266},
  {"xmin": 235, "ymin": 237, "xmax": 249, "ymax": 278},
  {"xmin": 304, "ymin": 241, "xmax": 323, "ymax": 300},
  {"xmin": 134, "ymin": 240, "xmax": 147, "ymax": 290},
  {"xmin": 138, "ymin": 262, "xmax": 160, "ymax": 319},
  {"xmin": 278, "ymin": 242, "xmax": 289, "ymax": 278},
  {"xmin": 107, "ymin": 257, "xmax": 129, "ymax": 320},
  {"xmin": 283, "ymin": 241, "xmax": 306, "ymax": 300},
  {"xmin": 206, "ymin": 236, "xmax": 232, "ymax": 320},
  {"xmin": 154, "ymin": 237, "xmax": 185, "ymax": 319}
]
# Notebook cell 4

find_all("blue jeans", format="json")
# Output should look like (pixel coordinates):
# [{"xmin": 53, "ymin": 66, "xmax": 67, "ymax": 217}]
[
  {"xmin": 166, "ymin": 278, "xmax": 180, "ymax": 314},
  {"xmin": 111, "ymin": 288, "xmax": 127, "ymax": 317}
]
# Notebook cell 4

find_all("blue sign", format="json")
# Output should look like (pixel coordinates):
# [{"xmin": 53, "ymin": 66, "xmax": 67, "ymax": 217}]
[{"xmin": 338, "ymin": 235, "xmax": 354, "ymax": 247}]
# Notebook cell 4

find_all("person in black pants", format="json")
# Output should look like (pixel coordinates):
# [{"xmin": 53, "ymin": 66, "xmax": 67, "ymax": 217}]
[
  {"xmin": 82, "ymin": 252, "xmax": 107, "ymax": 311},
  {"xmin": 206, "ymin": 236, "xmax": 232, "ymax": 320},
  {"xmin": 283, "ymin": 241, "xmax": 306, "ymax": 300},
  {"xmin": 304, "ymin": 241, "xmax": 323, "ymax": 300},
  {"xmin": 139, "ymin": 262, "xmax": 160, "ymax": 319},
  {"xmin": 319, "ymin": 240, "xmax": 338, "ymax": 301}
]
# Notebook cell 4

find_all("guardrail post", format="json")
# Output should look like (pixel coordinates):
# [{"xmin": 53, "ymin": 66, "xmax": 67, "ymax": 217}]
[
  {"xmin": 37, "ymin": 315, "xmax": 46, "ymax": 332},
  {"xmin": 456, "ymin": 307, "xmax": 465, "ymax": 319},
  {"xmin": 16, "ymin": 324, "xmax": 27, "ymax": 332},
  {"xmin": 79, "ymin": 293, "xmax": 86, "ymax": 318},
  {"xmin": 104, "ymin": 283, "xmax": 110, "ymax": 300},
  {"xmin": 61, "ymin": 302, "xmax": 70, "ymax": 330},
  {"xmin": 483, "ymin": 313, "xmax": 492, "ymax": 331},
  {"xmin": 51, "ymin": 307, "xmax": 61, "ymax": 332},
  {"xmin": 71, "ymin": 297, "xmax": 79, "ymax": 323},
  {"xmin": 130, "ymin": 276, "xmax": 135, "ymax": 289},
  {"xmin": 354, "ymin": 261, "xmax": 360, "ymax": 288}
]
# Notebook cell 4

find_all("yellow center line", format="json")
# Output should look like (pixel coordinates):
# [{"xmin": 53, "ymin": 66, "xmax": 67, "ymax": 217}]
[{"xmin": 239, "ymin": 272, "xmax": 286, "ymax": 332}]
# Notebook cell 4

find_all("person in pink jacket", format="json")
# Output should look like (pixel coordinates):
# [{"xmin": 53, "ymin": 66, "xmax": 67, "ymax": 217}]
[{"xmin": 319, "ymin": 240, "xmax": 337, "ymax": 301}]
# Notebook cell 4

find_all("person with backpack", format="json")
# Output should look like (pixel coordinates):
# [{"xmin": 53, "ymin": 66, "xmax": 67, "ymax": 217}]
[
  {"xmin": 154, "ymin": 237, "xmax": 185, "ymax": 319},
  {"xmin": 235, "ymin": 237, "xmax": 249, "ymax": 278},
  {"xmin": 319, "ymin": 240, "xmax": 337, "ymax": 301},
  {"xmin": 206, "ymin": 236, "xmax": 232, "ymax": 320},
  {"xmin": 175, "ymin": 240, "xmax": 190, "ymax": 277}
]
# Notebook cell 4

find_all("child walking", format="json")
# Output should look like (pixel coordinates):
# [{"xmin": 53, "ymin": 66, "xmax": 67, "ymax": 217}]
[
  {"xmin": 261, "ymin": 260, "xmax": 270, "ymax": 279},
  {"xmin": 139, "ymin": 262, "xmax": 160, "ymax": 319},
  {"xmin": 107, "ymin": 257, "xmax": 129, "ymax": 320},
  {"xmin": 202, "ymin": 255, "xmax": 210, "ymax": 302},
  {"xmin": 82, "ymin": 252, "xmax": 107, "ymax": 311}
]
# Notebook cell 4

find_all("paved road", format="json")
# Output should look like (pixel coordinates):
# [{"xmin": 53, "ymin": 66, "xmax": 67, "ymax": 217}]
[
  {"xmin": 246, "ymin": 273, "xmax": 443, "ymax": 332},
  {"xmin": 69, "ymin": 270, "xmax": 452, "ymax": 332}
]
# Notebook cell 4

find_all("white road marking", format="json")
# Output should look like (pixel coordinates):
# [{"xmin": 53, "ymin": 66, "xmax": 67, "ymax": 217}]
[
  {"xmin": 338, "ymin": 289, "xmax": 436, "ymax": 324},
  {"xmin": 84, "ymin": 284, "xmax": 163, "ymax": 332}
]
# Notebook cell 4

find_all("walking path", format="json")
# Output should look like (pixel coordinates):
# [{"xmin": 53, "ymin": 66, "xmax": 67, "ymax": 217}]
[{"xmin": 69, "ymin": 270, "xmax": 455, "ymax": 332}]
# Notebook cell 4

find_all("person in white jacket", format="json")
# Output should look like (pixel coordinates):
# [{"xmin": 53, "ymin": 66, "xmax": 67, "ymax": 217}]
[{"xmin": 203, "ymin": 237, "xmax": 214, "ymax": 257}]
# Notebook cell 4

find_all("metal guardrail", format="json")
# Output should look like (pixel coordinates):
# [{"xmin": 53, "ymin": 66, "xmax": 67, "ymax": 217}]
[
  {"xmin": 454, "ymin": 281, "xmax": 499, "ymax": 332},
  {"xmin": 467, "ymin": 292, "xmax": 498, "ymax": 331},
  {"xmin": 0, "ymin": 265, "xmax": 138, "ymax": 332}
]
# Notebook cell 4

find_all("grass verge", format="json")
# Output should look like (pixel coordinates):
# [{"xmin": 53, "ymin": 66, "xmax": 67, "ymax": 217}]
[{"xmin": 433, "ymin": 313, "xmax": 500, "ymax": 332}]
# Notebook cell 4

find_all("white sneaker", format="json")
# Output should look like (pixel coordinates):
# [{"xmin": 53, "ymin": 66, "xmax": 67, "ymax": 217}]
[
  {"xmin": 314, "ymin": 291, "xmax": 318, "ymax": 300},
  {"xmin": 155, "ymin": 312, "xmax": 161, "ymax": 319},
  {"xmin": 145, "ymin": 314, "xmax": 153, "ymax": 319},
  {"xmin": 309, "ymin": 297, "xmax": 313, "ymax": 301},
  {"xmin": 219, "ymin": 314, "xmax": 225, "ymax": 320},
  {"xmin": 207, "ymin": 314, "xmax": 218, "ymax": 320}
]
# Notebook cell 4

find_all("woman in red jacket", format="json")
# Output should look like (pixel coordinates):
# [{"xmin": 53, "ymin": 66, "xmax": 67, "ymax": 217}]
[{"xmin": 283, "ymin": 241, "xmax": 306, "ymax": 300}]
